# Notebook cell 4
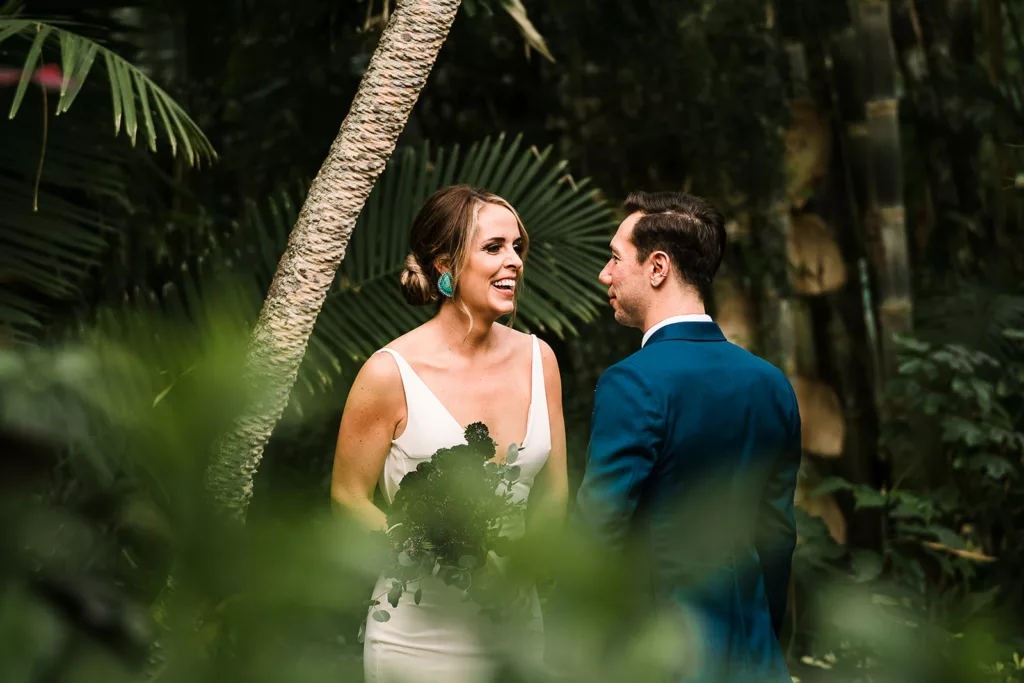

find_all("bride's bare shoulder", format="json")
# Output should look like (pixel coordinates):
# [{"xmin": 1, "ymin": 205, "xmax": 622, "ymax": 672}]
[
  {"xmin": 352, "ymin": 350, "xmax": 402, "ymax": 394},
  {"xmin": 383, "ymin": 324, "xmax": 435, "ymax": 361}
]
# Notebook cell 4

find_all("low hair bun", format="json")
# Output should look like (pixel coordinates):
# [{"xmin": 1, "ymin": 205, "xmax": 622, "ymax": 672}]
[{"xmin": 400, "ymin": 253, "xmax": 435, "ymax": 306}]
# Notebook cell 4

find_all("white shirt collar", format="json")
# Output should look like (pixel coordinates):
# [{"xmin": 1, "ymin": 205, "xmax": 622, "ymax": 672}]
[{"xmin": 641, "ymin": 314, "xmax": 713, "ymax": 348}]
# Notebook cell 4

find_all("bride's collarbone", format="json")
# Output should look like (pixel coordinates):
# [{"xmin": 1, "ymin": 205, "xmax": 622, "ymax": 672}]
[{"xmin": 421, "ymin": 369, "xmax": 532, "ymax": 448}]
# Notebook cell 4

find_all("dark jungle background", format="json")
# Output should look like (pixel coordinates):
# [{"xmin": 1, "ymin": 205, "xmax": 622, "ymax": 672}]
[{"xmin": 2, "ymin": 1, "xmax": 1024, "ymax": 681}]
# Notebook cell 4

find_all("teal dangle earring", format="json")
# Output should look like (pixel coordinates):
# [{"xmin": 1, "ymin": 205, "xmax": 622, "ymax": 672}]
[{"xmin": 437, "ymin": 271, "xmax": 454, "ymax": 297}]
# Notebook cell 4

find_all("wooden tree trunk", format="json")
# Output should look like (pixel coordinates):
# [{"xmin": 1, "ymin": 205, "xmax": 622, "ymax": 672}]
[
  {"xmin": 204, "ymin": 0, "xmax": 462, "ymax": 521},
  {"xmin": 813, "ymin": 29, "xmax": 887, "ymax": 549},
  {"xmin": 755, "ymin": 27, "xmax": 798, "ymax": 377},
  {"xmin": 856, "ymin": 1, "xmax": 912, "ymax": 380},
  {"xmin": 845, "ymin": 0, "xmax": 921, "ymax": 491}
]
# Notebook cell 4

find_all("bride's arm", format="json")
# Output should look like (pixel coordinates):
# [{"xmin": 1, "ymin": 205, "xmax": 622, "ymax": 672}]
[
  {"xmin": 527, "ymin": 340, "xmax": 568, "ymax": 535},
  {"xmin": 331, "ymin": 353, "xmax": 405, "ymax": 532}
]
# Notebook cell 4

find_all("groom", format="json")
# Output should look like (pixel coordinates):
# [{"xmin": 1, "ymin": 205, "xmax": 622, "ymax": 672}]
[{"xmin": 573, "ymin": 191, "xmax": 801, "ymax": 682}]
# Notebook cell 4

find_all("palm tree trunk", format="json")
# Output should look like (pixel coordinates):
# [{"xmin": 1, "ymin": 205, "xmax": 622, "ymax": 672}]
[{"xmin": 205, "ymin": 0, "xmax": 462, "ymax": 520}]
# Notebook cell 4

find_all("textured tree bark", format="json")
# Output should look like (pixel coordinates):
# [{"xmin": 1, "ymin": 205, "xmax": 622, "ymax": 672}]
[{"xmin": 204, "ymin": 0, "xmax": 462, "ymax": 521}]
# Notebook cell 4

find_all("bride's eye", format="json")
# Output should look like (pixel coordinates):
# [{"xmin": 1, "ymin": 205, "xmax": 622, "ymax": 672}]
[{"xmin": 485, "ymin": 243, "xmax": 501, "ymax": 254}]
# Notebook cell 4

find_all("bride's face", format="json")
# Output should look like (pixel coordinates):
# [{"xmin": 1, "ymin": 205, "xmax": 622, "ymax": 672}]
[{"xmin": 456, "ymin": 203, "xmax": 524, "ymax": 319}]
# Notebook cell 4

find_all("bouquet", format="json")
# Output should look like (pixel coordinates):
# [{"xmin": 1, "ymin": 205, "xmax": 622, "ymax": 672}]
[{"xmin": 367, "ymin": 422, "xmax": 528, "ymax": 626}]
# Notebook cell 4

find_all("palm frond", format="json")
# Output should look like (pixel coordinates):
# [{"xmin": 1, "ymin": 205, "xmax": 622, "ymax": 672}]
[
  {"xmin": 322, "ymin": 134, "xmax": 613, "ymax": 361},
  {"xmin": 0, "ymin": 109, "xmax": 133, "ymax": 341},
  {"xmin": 0, "ymin": 18, "xmax": 215, "ymax": 165}
]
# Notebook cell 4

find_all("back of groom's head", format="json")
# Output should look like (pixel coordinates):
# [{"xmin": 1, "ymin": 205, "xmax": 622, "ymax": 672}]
[{"xmin": 624, "ymin": 191, "xmax": 726, "ymax": 303}]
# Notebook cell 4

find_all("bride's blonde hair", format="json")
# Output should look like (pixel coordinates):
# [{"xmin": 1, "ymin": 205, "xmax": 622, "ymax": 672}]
[{"xmin": 400, "ymin": 185, "xmax": 529, "ymax": 327}]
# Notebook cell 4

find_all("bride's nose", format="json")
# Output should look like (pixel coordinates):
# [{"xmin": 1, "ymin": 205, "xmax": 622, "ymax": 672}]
[{"xmin": 505, "ymin": 250, "xmax": 523, "ymax": 270}]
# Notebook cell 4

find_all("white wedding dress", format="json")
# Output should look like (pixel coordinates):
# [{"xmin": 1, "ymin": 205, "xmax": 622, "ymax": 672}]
[{"xmin": 363, "ymin": 336, "xmax": 551, "ymax": 683}]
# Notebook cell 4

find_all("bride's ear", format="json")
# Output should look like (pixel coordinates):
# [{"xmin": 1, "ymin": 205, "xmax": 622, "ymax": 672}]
[{"xmin": 433, "ymin": 255, "xmax": 452, "ymax": 274}]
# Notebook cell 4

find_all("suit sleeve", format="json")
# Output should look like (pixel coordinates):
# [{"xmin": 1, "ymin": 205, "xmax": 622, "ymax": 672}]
[
  {"xmin": 755, "ymin": 382, "xmax": 802, "ymax": 639},
  {"xmin": 573, "ymin": 362, "xmax": 661, "ymax": 552}
]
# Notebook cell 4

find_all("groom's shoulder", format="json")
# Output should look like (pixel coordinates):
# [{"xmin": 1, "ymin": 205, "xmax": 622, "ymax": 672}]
[
  {"xmin": 594, "ymin": 353, "xmax": 650, "ymax": 391},
  {"xmin": 633, "ymin": 335, "xmax": 793, "ymax": 386}
]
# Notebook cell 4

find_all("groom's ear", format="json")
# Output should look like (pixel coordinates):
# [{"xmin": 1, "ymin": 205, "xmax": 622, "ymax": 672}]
[{"xmin": 649, "ymin": 250, "xmax": 672, "ymax": 288}]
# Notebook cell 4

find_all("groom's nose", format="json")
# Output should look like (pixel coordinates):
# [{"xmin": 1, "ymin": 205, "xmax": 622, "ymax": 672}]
[{"xmin": 599, "ymin": 262, "xmax": 613, "ymax": 285}]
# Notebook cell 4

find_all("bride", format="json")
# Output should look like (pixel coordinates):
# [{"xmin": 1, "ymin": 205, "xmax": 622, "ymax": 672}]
[{"xmin": 330, "ymin": 185, "xmax": 568, "ymax": 683}]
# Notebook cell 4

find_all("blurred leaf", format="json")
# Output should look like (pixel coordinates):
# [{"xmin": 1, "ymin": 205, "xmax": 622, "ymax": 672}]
[
  {"xmin": 811, "ymin": 476, "xmax": 854, "ymax": 497},
  {"xmin": 850, "ymin": 549, "xmax": 883, "ymax": 582},
  {"xmin": 386, "ymin": 581, "xmax": 402, "ymax": 608},
  {"xmin": 853, "ymin": 486, "xmax": 886, "ymax": 510},
  {"xmin": 941, "ymin": 416, "xmax": 986, "ymax": 447},
  {"xmin": 916, "ymin": 285, "xmax": 1024, "ymax": 364},
  {"xmin": 499, "ymin": 0, "xmax": 554, "ymax": 62},
  {"xmin": 966, "ymin": 454, "xmax": 1017, "ymax": 480}
]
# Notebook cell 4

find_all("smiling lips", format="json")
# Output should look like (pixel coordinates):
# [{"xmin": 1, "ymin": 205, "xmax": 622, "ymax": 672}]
[{"xmin": 492, "ymin": 278, "xmax": 516, "ymax": 297}]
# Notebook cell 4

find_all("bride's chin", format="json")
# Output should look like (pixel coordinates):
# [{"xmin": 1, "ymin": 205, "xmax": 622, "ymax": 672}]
[{"xmin": 488, "ymin": 299, "xmax": 515, "ymax": 316}]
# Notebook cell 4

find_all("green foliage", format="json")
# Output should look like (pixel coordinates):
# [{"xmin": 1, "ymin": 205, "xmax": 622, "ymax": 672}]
[
  {"xmin": 0, "ymin": 105, "xmax": 135, "ymax": 341},
  {"xmin": 0, "ymin": 17, "xmax": 215, "ymax": 164},
  {"xmin": 0, "ymin": 298, "xmax": 374, "ymax": 682},
  {"xmin": 0, "ymin": 9, "xmax": 215, "ymax": 340},
  {"xmin": 793, "ymin": 331, "xmax": 1024, "ymax": 681},
  {"xmin": 0, "ymin": 299, "xmax": 725, "ymax": 683}
]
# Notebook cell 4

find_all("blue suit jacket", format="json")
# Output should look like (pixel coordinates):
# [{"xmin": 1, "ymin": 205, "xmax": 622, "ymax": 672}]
[{"xmin": 573, "ymin": 321, "xmax": 801, "ymax": 682}]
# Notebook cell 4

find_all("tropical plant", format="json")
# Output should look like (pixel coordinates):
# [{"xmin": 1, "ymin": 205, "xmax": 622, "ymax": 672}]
[
  {"xmin": 791, "ymin": 329, "xmax": 1024, "ymax": 680},
  {"xmin": 0, "ymin": 7, "xmax": 215, "ymax": 341},
  {"xmin": 0, "ymin": 110, "xmax": 132, "ymax": 342},
  {"xmin": 0, "ymin": 14, "xmax": 214, "ymax": 162}
]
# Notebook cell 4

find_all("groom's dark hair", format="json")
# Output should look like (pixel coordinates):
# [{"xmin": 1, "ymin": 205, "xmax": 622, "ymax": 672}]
[{"xmin": 624, "ymin": 191, "xmax": 726, "ymax": 302}]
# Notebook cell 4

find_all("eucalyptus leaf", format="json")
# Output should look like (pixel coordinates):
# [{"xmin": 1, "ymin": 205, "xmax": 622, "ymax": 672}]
[
  {"xmin": 372, "ymin": 610, "xmax": 390, "ymax": 623},
  {"xmin": 505, "ymin": 443, "xmax": 519, "ymax": 464},
  {"xmin": 387, "ymin": 582, "xmax": 403, "ymax": 608}
]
